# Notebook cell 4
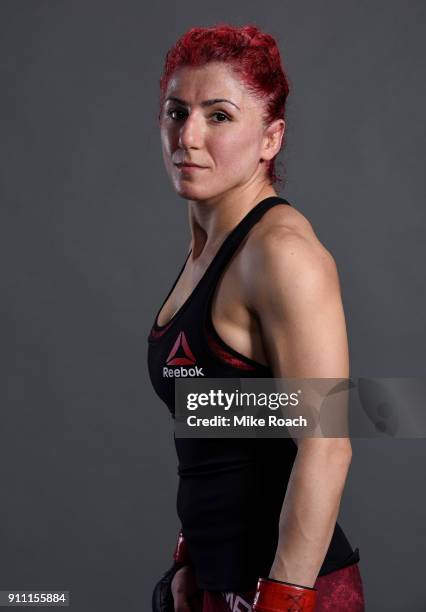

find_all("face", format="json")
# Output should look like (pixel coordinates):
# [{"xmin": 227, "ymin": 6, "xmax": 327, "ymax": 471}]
[{"xmin": 159, "ymin": 62, "xmax": 283, "ymax": 201}]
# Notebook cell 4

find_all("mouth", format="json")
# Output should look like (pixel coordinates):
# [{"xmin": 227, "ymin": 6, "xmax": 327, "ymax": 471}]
[{"xmin": 174, "ymin": 162, "xmax": 206, "ymax": 169}]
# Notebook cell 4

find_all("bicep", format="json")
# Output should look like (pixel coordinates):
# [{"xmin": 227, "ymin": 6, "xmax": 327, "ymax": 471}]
[
  {"xmin": 249, "ymin": 235, "xmax": 351, "ymax": 452},
  {"xmin": 252, "ymin": 239, "xmax": 349, "ymax": 379}
]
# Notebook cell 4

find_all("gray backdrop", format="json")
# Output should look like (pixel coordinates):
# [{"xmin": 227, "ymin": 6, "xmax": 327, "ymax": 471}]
[{"xmin": 1, "ymin": 1, "xmax": 425, "ymax": 610}]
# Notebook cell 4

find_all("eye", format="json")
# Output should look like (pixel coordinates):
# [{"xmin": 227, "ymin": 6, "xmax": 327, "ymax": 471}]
[
  {"xmin": 211, "ymin": 111, "xmax": 230, "ymax": 123},
  {"xmin": 165, "ymin": 108, "xmax": 231, "ymax": 123},
  {"xmin": 166, "ymin": 108, "xmax": 187, "ymax": 121}
]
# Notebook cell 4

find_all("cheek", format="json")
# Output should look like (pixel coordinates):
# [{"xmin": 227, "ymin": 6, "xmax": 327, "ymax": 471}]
[
  {"xmin": 160, "ymin": 127, "xmax": 172, "ymax": 156},
  {"xmin": 160, "ymin": 128, "xmax": 176, "ymax": 174},
  {"xmin": 210, "ymin": 128, "xmax": 261, "ymax": 173}
]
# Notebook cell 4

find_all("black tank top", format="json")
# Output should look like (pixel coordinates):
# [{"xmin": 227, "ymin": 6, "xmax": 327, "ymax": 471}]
[{"xmin": 147, "ymin": 196, "xmax": 360, "ymax": 591}]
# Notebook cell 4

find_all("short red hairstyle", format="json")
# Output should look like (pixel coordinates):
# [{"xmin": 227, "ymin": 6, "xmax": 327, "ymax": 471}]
[{"xmin": 159, "ymin": 23, "xmax": 290, "ymax": 185}]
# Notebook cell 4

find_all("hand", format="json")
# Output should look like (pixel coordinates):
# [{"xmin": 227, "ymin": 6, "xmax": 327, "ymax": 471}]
[{"xmin": 171, "ymin": 565, "xmax": 202, "ymax": 612}]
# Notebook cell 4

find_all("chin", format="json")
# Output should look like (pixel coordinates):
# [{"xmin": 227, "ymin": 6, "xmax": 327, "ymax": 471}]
[
  {"xmin": 173, "ymin": 177, "xmax": 237, "ymax": 202},
  {"xmin": 173, "ymin": 181, "xmax": 212, "ymax": 201}
]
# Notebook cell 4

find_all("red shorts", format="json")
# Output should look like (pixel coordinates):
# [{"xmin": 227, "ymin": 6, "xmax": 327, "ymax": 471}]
[{"xmin": 202, "ymin": 562, "xmax": 365, "ymax": 611}]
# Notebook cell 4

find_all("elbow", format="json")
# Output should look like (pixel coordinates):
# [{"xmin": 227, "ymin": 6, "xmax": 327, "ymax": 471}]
[
  {"xmin": 297, "ymin": 437, "xmax": 353, "ymax": 465},
  {"xmin": 329, "ymin": 438, "xmax": 352, "ymax": 465},
  {"xmin": 333, "ymin": 438, "xmax": 352, "ymax": 464},
  {"xmin": 332, "ymin": 439, "xmax": 353, "ymax": 473}
]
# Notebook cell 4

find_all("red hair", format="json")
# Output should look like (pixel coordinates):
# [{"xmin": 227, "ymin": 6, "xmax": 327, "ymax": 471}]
[{"xmin": 159, "ymin": 24, "xmax": 290, "ymax": 185}]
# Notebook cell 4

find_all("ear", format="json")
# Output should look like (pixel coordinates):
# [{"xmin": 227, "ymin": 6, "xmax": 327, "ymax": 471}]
[{"xmin": 261, "ymin": 119, "xmax": 285, "ymax": 161}]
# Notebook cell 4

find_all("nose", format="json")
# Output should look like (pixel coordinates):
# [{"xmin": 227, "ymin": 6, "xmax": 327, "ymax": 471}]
[{"xmin": 178, "ymin": 111, "xmax": 204, "ymax": 150}]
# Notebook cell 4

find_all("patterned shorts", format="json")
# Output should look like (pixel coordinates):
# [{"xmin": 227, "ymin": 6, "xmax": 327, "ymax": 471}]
[{"xmin": 202, "ymin": 562, "xmax": 365, "ymax": 611}]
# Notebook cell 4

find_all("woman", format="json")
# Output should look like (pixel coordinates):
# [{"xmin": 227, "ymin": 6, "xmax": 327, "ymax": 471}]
[{"xmin": 148, "ymin": 24, "xmax": 365, "ymax": 611}]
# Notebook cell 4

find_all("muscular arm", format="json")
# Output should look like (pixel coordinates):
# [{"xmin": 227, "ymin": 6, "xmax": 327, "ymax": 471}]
[{"xmin": 245, "ymin": 225, "xmax": 352, "ymax": 588}]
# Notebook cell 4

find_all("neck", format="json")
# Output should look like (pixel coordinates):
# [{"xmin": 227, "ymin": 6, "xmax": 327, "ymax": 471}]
[{"xmin": 187, "ymin": 182, "xmax": 278, "ymax": 261}]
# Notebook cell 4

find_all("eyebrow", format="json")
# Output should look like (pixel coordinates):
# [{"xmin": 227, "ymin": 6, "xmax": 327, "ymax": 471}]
[{"xmin": 165, "ymin": 96, "xmax": 241, "ymax": 111}]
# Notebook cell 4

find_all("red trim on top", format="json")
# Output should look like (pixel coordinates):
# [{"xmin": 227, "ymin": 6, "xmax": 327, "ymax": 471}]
[
  {"xmin": 205, "ymin": 327, "xmax": 257, "ymax": 371},
  {"xmin": 149, "ymin": 322, "xmax": 173, "ymax": 339}
]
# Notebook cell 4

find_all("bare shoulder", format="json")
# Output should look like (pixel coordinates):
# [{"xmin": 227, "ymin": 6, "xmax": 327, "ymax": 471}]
[{"xmin": 242, "ymin": 202, "xmax": 340, "ymax": 305}]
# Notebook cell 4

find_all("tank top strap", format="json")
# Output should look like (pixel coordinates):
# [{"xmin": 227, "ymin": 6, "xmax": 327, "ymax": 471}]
[{"xmin": 198, "ymin": 195, "xmax": 291, "ymax": 295}]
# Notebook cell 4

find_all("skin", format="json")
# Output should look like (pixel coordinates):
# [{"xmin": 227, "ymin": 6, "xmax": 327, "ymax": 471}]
[{"xmin": 159, "ymin": 61, "xmax": 352, "ymax": 610}]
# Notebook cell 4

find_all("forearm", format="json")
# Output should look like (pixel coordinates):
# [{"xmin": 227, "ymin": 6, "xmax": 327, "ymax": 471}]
[{"xmin": 269, "ymin": 441, "xmax": 352, "ymax": 588}]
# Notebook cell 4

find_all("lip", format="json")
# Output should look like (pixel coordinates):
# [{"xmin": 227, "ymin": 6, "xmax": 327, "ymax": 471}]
[{"xmin": 174, "ymin": 163, "xmax": 207, "ymax": 170}]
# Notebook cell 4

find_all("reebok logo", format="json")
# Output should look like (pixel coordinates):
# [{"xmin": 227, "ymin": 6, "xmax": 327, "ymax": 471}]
[
  {"xmin": 163, "ymin": 331, "xmax": 204, "ymax": 377},
  {"xmin": 166, "ymin": 331, "xmax": 196, "ymax": 366}
]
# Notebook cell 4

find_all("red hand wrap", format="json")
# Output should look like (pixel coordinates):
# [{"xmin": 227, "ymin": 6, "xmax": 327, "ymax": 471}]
[
  {"xmin": 172, "ymin": 529, "xmax": 192, "ymax": 566},
  {"xmin": 252, "ymin": 577, "xmax": 317, "ymax": 612}
]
